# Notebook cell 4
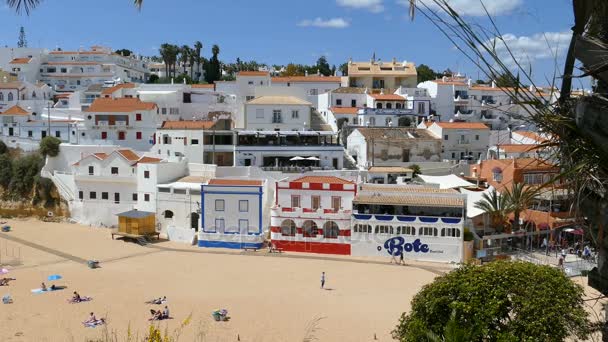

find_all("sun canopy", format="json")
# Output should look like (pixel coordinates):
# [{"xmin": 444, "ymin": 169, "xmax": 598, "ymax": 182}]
[
  {"xmin": 418, "ymin": 174, "xmax": 474, "ymax": 189},
  {"xmin": 461, "ymin": 186, "xmax": 496, "ymax": 218}
]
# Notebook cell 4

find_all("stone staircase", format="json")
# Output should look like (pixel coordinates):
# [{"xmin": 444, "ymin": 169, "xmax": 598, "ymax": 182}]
[{"xmin": 310, "ymin": 110, "xmax": 332, "ymax": 131}]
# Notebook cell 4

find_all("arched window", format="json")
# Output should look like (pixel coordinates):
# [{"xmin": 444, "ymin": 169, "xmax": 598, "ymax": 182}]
[
  {"xmin": 396, "ymin": 226, "xmax": 416, "ymax": 236},
  {"xmin": 163, "ymin": 210, "xmax": 174, "ymax": 219},
  {"xmin": 441, "ymin": 227, "xmax": 460, "ymax": 237},
  {"xmin": 323, "ymin": 221, "xmax": 339, "ymax": 239},
  {"xmin": 396, "ymin": 103, "xmax": 402, "ymax": 109},
  {"xmin": 375, "ymin": 225, "xmax": 394, "ymax": 234},
  {"xmin": 280, "ymin": 219, "xmax": 297, "ymax": 236},
  {"xmin": 190, "ymin": 212, "xmax": 200, "ymax": 231},
  {"xmin": 302, "ymin": 220, "xmax": 318, "ymax": 238},
  {"xmin": 419, "ymin": 227, "xmax": 438, "ymax": 236},
  {"xmin": 7, "ymin": 93, "xmax": 13, "ymax": 101},
  {"xmin": 376, "ymin": 102, "xmax": 383, "ymax": 109},
  {"xmin": 386, "ymin": 103, "xmax": 392, "ymax": 109}
]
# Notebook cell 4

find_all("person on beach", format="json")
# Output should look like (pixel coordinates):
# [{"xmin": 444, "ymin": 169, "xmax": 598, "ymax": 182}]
[
  {"xmin": 399, "ymin": 252, "xmax": 405, "ymax": 265},
  {"xmin": 84, "ymin": 312, "xmax": 97, "ymax": 324},
  {"xmin": 162, "ymin": 305, "xmax": 170, "ymax": 319},
  {"xmin": 72, "ymin": 291, "xmax": 81, "ymax": 303},
  {"xmin": 41, "ymin": 282, "xmax": 47, "ymax": 291},
  {"xmin": 320, "ymin": 272, "xmax": 326, "ymax": 289}
]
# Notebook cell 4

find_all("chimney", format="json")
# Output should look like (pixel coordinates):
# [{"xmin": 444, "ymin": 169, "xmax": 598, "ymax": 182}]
[
  {"xmin": 171, "ymin": 78, "xmax": 174, "ymax": 85},
  {"xmin": 472, "ymin": 167, "xmax": 477, "ymax": 178},
  {"xmin": 491, "ymin": 80, "xmax": 496, "ymax": 88},
  {"xmin": 364, "ymin": 87, "xmax": 369, "ymax": 94},
  {"xmin": 317, "ymin": 69, "xmax": 320, "ymax": 76},
  {"xmin": 183, "ymin": 78, "xmax": 186, "ymax": 84},
  {"xmin": 305, "ymin": 70, "xmax": 308, "ymax": 77},
  {"xmin": 442, "ymin": 76, "xmax": 447, "ymax": 82},
  {"xmin": 467, "ymin": 79, "xmax": 472, "ymax": 87},
  {"xmin": 380, "ymin": 88, "xmax": 384, "ymax": 95}
]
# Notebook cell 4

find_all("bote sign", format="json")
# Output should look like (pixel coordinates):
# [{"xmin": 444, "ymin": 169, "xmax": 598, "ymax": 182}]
[{"xmin": 380, "ymin": 237, "xmax": 439, "ymax": 256}]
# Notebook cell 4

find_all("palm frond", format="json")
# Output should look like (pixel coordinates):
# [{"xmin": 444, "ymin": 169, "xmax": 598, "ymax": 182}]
[{"xmin": 6, "ymin": 0, "xmax": 41, "ymax": 15}]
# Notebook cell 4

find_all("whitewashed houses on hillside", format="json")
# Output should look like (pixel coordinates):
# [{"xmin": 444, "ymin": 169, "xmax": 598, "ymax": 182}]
[
  {"xmin": 419, "ymin": 121, "xmax": 490, "ymax": 161},
  {"xmin": 244, "ymin": 95, "xmax": 312, "ymax": 131}
]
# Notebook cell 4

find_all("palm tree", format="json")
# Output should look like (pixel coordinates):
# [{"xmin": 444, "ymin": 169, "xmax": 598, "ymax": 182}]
[
  {"xmin": 8, "ymin": 0, "xmax": 143, "ymax": 14},
  {"xmin": 167, "ymin": 44, "xmax": 179, "ymax": 78},
  {"xmin": 159, "ymin": 43, "xmax": 170, "ymax": 79},
  {"xmin": 193, "ymin": 41, "xmax": 203, "ymax": 81},
  {"xmin": 179, "ymin": 45, "xmax": 190, "ymax": 76},
  {"xmin": 474, "ymin": 189, "xmax": 510, "ymax": 233},
  {"xmin": 188, "ymin": 51, "xmax": 196, "ymax": 81},
  {"xmin": 503, "ymin": 182, "xmax": 539, "ymax": 231}
]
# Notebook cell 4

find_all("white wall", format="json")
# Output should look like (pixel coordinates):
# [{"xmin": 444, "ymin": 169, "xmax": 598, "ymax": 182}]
[{"xmin": 245, "ymin": 103, "xmax": 311, "ymax": 131}]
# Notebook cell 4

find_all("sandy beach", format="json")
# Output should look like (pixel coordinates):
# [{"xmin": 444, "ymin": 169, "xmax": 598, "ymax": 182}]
[{"xmin": 0, "ymin": 218, "xmax": 450, "ymax": 342}]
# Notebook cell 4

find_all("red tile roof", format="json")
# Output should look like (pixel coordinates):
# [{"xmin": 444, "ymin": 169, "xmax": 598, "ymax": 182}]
[
  {"xmin": 433, "ymin": 122, "xmax": 489, "ymax": 130},
  {"xmin": 369, "ymin": 94, "xmax": 406, "ymax": 101},
  {"xmin": 116, "ymin": 149, "xmax": 140, "ymax": 161},
  {"xmin": 208, "ymin": 179, "xmax": 263, "ymax": 186},
  {"xmin": 137, "ymin": 156, "xmax": 162, "ymax": 164},
  {"xmin": 93, "ymin": 153, "xmax": 108, "ymax": 160},
  {"xmin": 0, "ymin": 82, "xmax": 25, "ymax": 90},
  {"xmin": 272, "ymin": 76, "xmax": 341, "ymax": 83},
  {"xmin": 160, "ymin": 121, "xmax": 216, "ymax": 130},
  {"xmin": 9, "ymin": 57, "xmax": 32, "ymax": 64},
  {"xmin": 330, "ymin": 107, "xmax": 359, "ymax": 115},
  {"xmin": 191, "ymin": 84, "xmax": 215, "ymax": 89},
  {"xmin": 499, "ymin": 144, "xmax": 540, "ymax": 153},
  {"xmin": 1, "ymin": 105, "xmax": 29, "ymax": 115},
  {"xmin": 513, "ymin": 131, "xmax": 548, "ymax": 143},
  {"xmin": 100, "ymin": 83, "xmax": 136, "ymax": 95},
  {"xmin": 291, "ymin": 176, "xmax": 354, "ymax": 184},
  {"xmin": 86, "ymin": 98, "xmax": 156, "ymax": 112},
  {"xmin": 237, "ymin": 71, "xmax": 269, "ymax": 77}
]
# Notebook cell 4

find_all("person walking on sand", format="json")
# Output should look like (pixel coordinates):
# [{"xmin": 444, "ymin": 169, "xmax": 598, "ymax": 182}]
[
  {"xmin": 320, "ymin": 272, "xmax": 326, "ymax": 289},
  {"xmin": 399, "ymin": 252, "xmax": 405, "ymax": 265}
]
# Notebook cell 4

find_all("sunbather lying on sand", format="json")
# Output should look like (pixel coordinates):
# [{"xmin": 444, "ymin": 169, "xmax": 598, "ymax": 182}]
[
  {"xmin": 149, "ymin": 306, "xmax": 170, "ymax": 321},
  {"xmin": 82, "ymin": 312, "xmax": 105, "ymax": 327},
  {"xmin": 68, "ymin": 291, "xmax": 92, "ymax": 303},
  {"xmin": 0, "ymin": 278, "xmax": 15, "ymax": 286}
]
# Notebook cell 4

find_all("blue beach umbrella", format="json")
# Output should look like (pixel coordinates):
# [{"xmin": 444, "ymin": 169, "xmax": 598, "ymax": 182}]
[{"xmin": 47, "ymin": 274, "xmax": 62, "ymax": 281}]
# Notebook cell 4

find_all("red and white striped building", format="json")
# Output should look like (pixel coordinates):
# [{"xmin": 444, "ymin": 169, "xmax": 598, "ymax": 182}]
[{"xmin": 270, "ymin": 176, "xmax": 357, "ymax": 255}]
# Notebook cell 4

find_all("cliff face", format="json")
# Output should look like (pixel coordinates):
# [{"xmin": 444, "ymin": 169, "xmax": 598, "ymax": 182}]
[{"xmin": 0, "ymin": 185, "xmax": 68, "ymax": 220}]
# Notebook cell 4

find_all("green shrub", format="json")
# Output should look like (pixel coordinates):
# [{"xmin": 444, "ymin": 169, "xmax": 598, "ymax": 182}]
[{"xmin": 39, "ymin": 136, "xmax": 61, "ymax": 157}]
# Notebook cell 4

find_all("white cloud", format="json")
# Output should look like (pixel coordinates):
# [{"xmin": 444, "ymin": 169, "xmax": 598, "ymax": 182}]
[
  {"xmin": 298, "ymin": 17, "xmax": 350, "ymax": 29},
  {"xmin": 484, "ymin": 31, "xmax": 571, "ymax": 69},
  {"xmin": 337, "ymin": 0, "xmax": 384, "ymax": 13},
  {"xmin": 407, "ymin": 0, "xmax": 522, "ymax": 17}
]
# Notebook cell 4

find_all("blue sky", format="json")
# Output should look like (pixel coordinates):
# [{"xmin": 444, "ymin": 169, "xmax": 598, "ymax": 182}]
[{"xmin": 0, "ymin": 0, "xmax": 579, "ymax": 86}]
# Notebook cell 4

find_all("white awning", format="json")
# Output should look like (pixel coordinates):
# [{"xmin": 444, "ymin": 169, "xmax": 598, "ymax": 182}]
[
  {"xmin": 461, "ymin": 186, "xmax": 495, "ymax": 218},
  {"xmin": 418, "ymin": 174, "xmax": 474, "ymax": 189}
]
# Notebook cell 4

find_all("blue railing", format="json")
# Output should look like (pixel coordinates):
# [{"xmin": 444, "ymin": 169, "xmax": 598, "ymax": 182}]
[{"xmin": 352, "ymin": 214, "xmax": 461, "ymax": 224}]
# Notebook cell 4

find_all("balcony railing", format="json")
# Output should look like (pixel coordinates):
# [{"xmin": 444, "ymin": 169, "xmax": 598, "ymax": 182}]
[
  {"xmin": 115, "ymin": 121, "xmax": 127, "ymax": 126},
  {"xmin": 98, "ymin": 121, "xmax": 109, "ymax": 126},
  {"xmin": 275, "ymin": 206, "xmax": 351, "ymax": 215},
  {"xmin": 457, "ymin": 139, "xmax": 470, "ymax": 144},
  {"xmin": 352, "ymin": 213, "xmax": 462, "ymax": 224}
]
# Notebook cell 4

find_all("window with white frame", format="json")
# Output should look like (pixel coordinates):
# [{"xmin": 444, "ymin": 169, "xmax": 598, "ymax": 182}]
[
  {"xmin": 417, "ymin": 102, "xmax": 425, "ymax": 114},
  {"xmin": 169, "ymin": 107, "xmax": 179, "ymax": 115},
  {"xmin": 255, "ymin": 108, "xmax": 264, "ymax": 119},
  {"xmin": 419, "ymin": 227, "xmax": 438, "ymax": 236},
  {"xmin": 215, "ymin": 199, "xmax": 225, "ymax": 211},
  {"xmin": 311, "ymin": 196, "xmax": 321, "ymax": 210},
  {"xmin": 272, "ymin": 110, "xmax": 282, "ymax": 123},
  {"xmin": 331, "ymin": 197, "xmax": 341, "ymax": 211},
  {"xmin": 291, "ymin": 110, "xmax": 299, "ymax": 119},
  {"xmin": 239, "ymin": 219, "xmax": 249, "ymax": 233},
  {"xmin": 441, "ymin": 227, "xmax": 461, "ymax": 237},
  {"xmin": 396, "ymin": 226, "xmax": 416, "ymax": 235},
  {"xmin": 492, "ymin": 168, "xmax": 503, "ymax": 182},
  {"xmin": 239, "ymin": 200, "xmax": 249, "ymax": 212},
  {"xmin": 523, "ymin": 173, "xmax": 546, "ymax": 185},
  {"xmin": 291, "ymin": 195, "xmax": 300, "ymax": 208},
  {"xmin": 214, "ymin": 218, "xmax": 224, "ymax": 232}
]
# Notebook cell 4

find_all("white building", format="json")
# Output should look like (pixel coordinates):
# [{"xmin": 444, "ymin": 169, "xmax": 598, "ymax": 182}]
[
  {"xmin": 350, "ymin": 184, "xmax": 466, "ymax": 263},
  {"xmin": 420, "ymin": 121, "xmax": 490, "ymax": 161},
  {"xmin": 72, "ymin": 149, "xmax": 162, "ymax": 226},
  {"xmin": 235, "ymin": 130, "xmax": 344, "ymax": 170},
  {"xmin": 347, "ymin": 127, "xmax": 442, "ymax": 169},
  {"xmin": 244, "ymin": 96, "xmax": 312, "ymax": 131},
  {"xmin": 80, "ymin": 97, "xmax": 158, "ymax": 151},
  {"xmin": 153, "ymin": 119, "xmax": 234, "ymax": 165},
  {"xmin": 199, "ymin": 178, "xmax": 267, "ymax": 249},
  {"xmin": 39, "ymin": 46, "xmax": 148, "ymax": 92},
  {"xmin": 418, "ymin": 76, "xmax": 557, "ymax": 128},
  {"xmin": 0, "ymin": 47, "xmax": 48, "ymax": 83},
  {"xmin": 270, "ymin": 175, "xmax": 357, "ymax": 255}
]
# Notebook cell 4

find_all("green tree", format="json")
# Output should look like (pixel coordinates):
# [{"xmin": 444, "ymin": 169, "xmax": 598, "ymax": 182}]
[
  {"xmin": 282, "ymin": 63, "xmax": 306, "ymax": 77},
  {"xmin": 410, "ymin": 164, "xmax": 421, "ymax": 178},
  {"xmin": 474, "ymin": 189, "xmax": 511, "ymax": 233},
  {"xmin": 179, "ymin": 45, "xmax": 190, "ymax": 75},
  {"xmin": 17, "ymin": 26, "xmax": 26, "ymax": 47},
  {"xmin": 393, "ymin": 261, "xmax": 594, "ymax": 342},
  {"xmin": 39, "ymin": 136, "xmax": 61, "ymax": 157},
  {"xmin": 147, "ymin": 74, "xmax": 159, "ymax": 83},
  {"xmin": 204, "ymin": 44, "xmax": 221, "ymax": 83},
  {"xmin": 416, "ymin": 64, "xmax": 439, "ymax": 83},
  {"xmin": 492, "ymin": 72, "xmax": 519, "ymax": 88},
  {"xmin": 0, "ymin": 140, "xmax": 8, "ymax": 155},
  {"xmin": 0, "ymin": 154, "xmax": 13, "ymax": 189},
  {"xmin": 193, "ymin": 41, "xmax": 203, "ymax": 81},
  {"xmin": 114, "ymin": 48, "xmax": 132, "ymax": 56},
  {"xmin": 339, "ymin": 62, "xmax": 348, "ymax": 76},
  {"xmin": 503, "ymin": 182, "xmax": 539, "ymax": 231},
  {"xmin": 316, "ymin": 56, "xmax": 331, "ymax": 76},
  {"xmin": 9, "ymin": 154, "xmax": 43, "ymax": 198}
]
